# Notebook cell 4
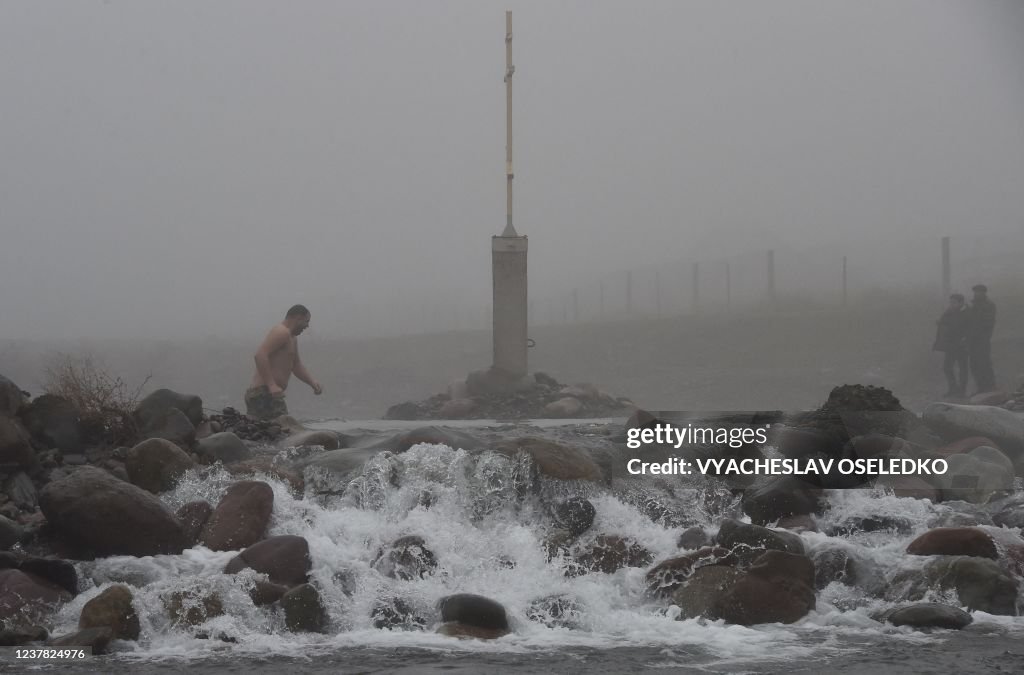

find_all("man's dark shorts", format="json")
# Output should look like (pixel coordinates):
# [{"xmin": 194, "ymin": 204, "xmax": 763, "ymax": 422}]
[{"xmin": 244, "ymin": 385, "xmax": 288, "ymax": 420}]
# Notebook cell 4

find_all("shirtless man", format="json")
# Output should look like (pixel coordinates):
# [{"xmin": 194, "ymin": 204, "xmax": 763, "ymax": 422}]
[{"xmin": 244, "ymin": 304, "xmax": 323, "ymax": 420}]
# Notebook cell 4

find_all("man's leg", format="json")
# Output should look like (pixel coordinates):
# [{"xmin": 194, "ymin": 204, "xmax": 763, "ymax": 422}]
[
  {"xmin": 953, "ymin": 349, "xmax": 968, "ymax": 396},
  {"xmin": 245, "ymin": 385, "xmax": 285, "ymax": 420},
  {"xmin": 977, "ymin": 341, "xmax": 996, "ymax": 391}
]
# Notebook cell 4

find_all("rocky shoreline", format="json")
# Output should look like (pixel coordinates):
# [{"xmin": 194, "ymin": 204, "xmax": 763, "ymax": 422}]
[{"xmin": 2, "ymin": 371, "xmax": 1024, "ymax": 654}]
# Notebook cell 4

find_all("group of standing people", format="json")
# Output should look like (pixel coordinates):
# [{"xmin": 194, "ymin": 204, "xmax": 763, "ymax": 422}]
[{"xmin": 934, "ymin": 284, "xmax": 997, "ymax": 397}]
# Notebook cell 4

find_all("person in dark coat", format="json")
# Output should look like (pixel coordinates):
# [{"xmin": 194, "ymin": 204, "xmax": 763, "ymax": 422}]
[
  {"xmin": 967, "ymin": 284, "xmax": 997, "ymax": 394},
  {"xmin": 933, "ymin": 293, "xmax": 969, "ymax": 397}
]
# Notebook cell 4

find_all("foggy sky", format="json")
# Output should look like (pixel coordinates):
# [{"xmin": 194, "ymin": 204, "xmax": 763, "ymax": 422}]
[{"xmin": 1, "ymin": 0, "xmax": 1022, "ymax": 341}]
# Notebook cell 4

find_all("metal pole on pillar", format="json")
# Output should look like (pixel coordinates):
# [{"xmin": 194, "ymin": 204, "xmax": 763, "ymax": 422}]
[
  {"xmin": 491, "ymin": 11, "xmax": 528, "ymax": 378},
  {"xmin": 941, "ymin": 236, "xmax": 951, "ymax": 298}
]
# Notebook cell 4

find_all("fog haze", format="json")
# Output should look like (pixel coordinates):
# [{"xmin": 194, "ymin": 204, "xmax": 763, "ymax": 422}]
[{"xmin": 1, "ymin": 0, "xmax": 1023, "ymax": 341}]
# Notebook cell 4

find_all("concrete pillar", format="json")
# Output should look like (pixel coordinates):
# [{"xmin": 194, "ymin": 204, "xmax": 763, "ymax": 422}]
[{"xmin": 492, "ymin": 234, "xmax": 528, "ymax": 377}]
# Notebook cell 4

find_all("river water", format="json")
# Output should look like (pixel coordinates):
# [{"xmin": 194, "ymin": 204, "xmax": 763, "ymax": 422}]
[{"xmin": 9, "ymin": 418, "xmax": 1023, "ymax": 674}]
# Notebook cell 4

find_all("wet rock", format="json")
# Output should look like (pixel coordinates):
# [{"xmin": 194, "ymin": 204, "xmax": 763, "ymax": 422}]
[
  {"xmin": 0, "ymin": 569, "xmax": 72, "ymax": 627},
  {"xmin": 166, "ymin": 589, "xmax": 224, "ymax": 626},
  {"xmin": 78, "ymin": 585, "xmax": 140, "ymax": 640},
  {"xmin": 140, "ymin": 407, "xmax": 196, "ymax": 448},
  {"xmin": 933, "ymin": 450, "xmax": 1013, "ymax": 504},
  {"xmin": 0, "ymin": 416, "xmax": 35, "ymax": 469},
  {"xmin": 811, "ymin": 546, "xmax": 864, "ymax": 591},
  {"xmin": 439, "ymin": 594, "xmax": 509, "ymax": 636},
  {"xmin": 436, "ymin": 622, "xmax": 509, "ymax": 640},
  {"xmin": 573, "ymin": 535, "xmax": 653, "ymax": 574},
  {"xmin": 176, "ymin": 501, "xmax": 214, "ymax": 546},
  {"xmin": 281, "ymin": 583, "xmax": 327, "ymax": 633},
  {"xmin": 0, "ymin": 374, "xmax": 27, "ymax": 416},
  {"xmin": 552, "ymin": 498, "xmax": 596, "ymax": 537},
  {"xmin": 543, "ymin": 397, "xmax": 583, "ymax": 418},
  {"xmin": 200, "ymin": 480, "xmax": 274, "ymax": 551},
  {"xmin": 922, "ymin": 403, "xmax": 1024, "ymax": 458},
  {"xmin": 249, "ymin": 580, "xmax": 289, "ymax": 606},
  {"xmin": 775, "ymin": 514, "xmax": 818, "ymax": 532},
  {"xmin": 935, "ymin": 436, "xmax": 997, "ymax": 456},
  {"xmin": 0, "ymin": 625, "xmax": 47, "ymax": 646},
  {"xmin": 673, "ymin": 550, "xmax": 816, "ymax": 625},
  {"xmin": 372, "ymin": 535, "xmax": 438, "ymax": 580},
  {"xmin": 493, "ymin": 437, "xmax": 604, "ymax": 482},
  {"xmin": 223, "ymin": 535, "xmax": 311, "ymax": 587},
  {"xmin": 741, "ymin": 475, "xmax": 823, "ymax": 525},
  {"xmin": 18, "ymin": 394, "xmax": 84, "ymax": 453},
  {"xmin": 18, "ymin": 558, "xmax": 78, "ymax": 595},
  {"xmin": 774, "ymin": 427, "xmax": 840, "ymax": 459},
  {"xmin": 125, "ymin": 438, "xmax": 195, "ymax": 493},
  {"xmin": 677, "ymin": 527, "xmax": 712, "ymax": 549},
  {"xmin": 134, "ymin": 388, "xmax": 204, "ymax": 430},
  {"xmin": 907, "ymin": 527, "xmax": 998, "ymax": 559},
  {"xmin": 371, "ymin": 596, "xmax": 427, "ymax": 630},
  {"xmin": 0, "ymin": 515, "xmax": 23, "ymax": 550},
  {"xmin": 970, "ymin": 391, "xmax": 1011, "ymax": 407},
  {"xmin": 925, "ymin": 556, "xmax": 1018, "ymax": 615},
  {"xmin": 47, "ymin": 626, "xmax": 114, "ymax": 654},
  {"xmin": 715, "ymin": 519, "xmax": 804, "ymax": 557},
  {"xmin": 3, "ymin": 471, "xmax": 38, "ymax": 510},
  {"xmin": 196, "ymin": 432, "xmax": 252, "ymax": 464},
  {"xmin": 645, "ymin": 546, "xmax": 730, "ymax": 597},
  {"xmin": 878, "ymin": 603, "xmax": 973, "ymax": 630},
  {"xmin": 39, "ymin": 466, "xmax": 188, "ymax": 557}
]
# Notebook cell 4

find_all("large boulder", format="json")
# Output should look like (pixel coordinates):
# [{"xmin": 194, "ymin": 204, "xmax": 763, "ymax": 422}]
[
  {"xmin": 0, "ymin": 416, "xmax": 35, "ymax": 469},
  {"xmin": 4, "ymin": 472, "xmax": 38, "ymax": 510},
  {"xmin": 140, "ymin": 408, "xmax": 196, "ymax": 448},
  {"xmin": 133, "ymin": 389, "xmax": 203, "ymax": 430},
  {"xmin": 543, "ymin": 397, "xmax": 583, "ymax": 418},
  {"xmin": 369, "ymin": 426, "xmax": 483, "ymax": 454},
  {"xmin": 932, "ymin": 449, "xmax": 1014, "ymax": 503},
  {"xmin": 18, "ymin": 394, "xmax": 85, "ymax": 453},
  {"xmin": 0, "ymin": 516, "xmax": 23, "ymax": 550},
  {"xmin": 223, "ymin": 535, "xmax": 312, "ymax": 586},
  {"xmin": 200, "ymin": 481, "xmax": 274, "ymax": 551},
  {"xmin": 493, "ymin": 437, "xmax": 604, "ymax": 482},
  {"xmin": 125, "ymin": 438, "xmax": 195, "ymax": 493},
  {"xmin": 552, "ymin": 498, "xmax": 596, "ymax": 537},
  {"xmin": 922, "ymin": 403, "xmax": 1024, "ymax": 458},
  {"xmin": 645, "ymin": 546, "xmax": 730, "ymax": 597},
  {"xmin": 196, "ymin": 432, "xmax": 252, "ymax": 464},
  {"xmin": 39, "ymin": 466, "xmax": 188, "ymax": 557},
  {"xmin": 165, "ymin": 589, "xmax": 224, "ymax": 626},
  {"xmin": 0, "ymin": 569, "xmax": 73, "ymax": 627},
  {"xmin": 78, "ymin": 585, "xmax": 140, "ymax": 640},
  {"xmin": 925, "ymin": 556, "xmax": 1018, "ymax": 615},
  {"xmin": 715, "ymin": 519, "xmax": 804, "ymax": 559},
  {"xmin": 47, "ymin": 626, "xmax": 114, "ymax": 654},
  {"xmin": 907, "ymin": 528, "xmax": 998, "ymax": 559},
  {"xmin": 0, "ymin": 375, "xmax": 27, "ymax": 416},
  {"xmin": 741, "ymin": 476, "xmax": 823, "ymax": 525},
  {"xmin": 673, "ymin": 550, "xmax": 816, "ymax": 625},
  {"xmin": 281, "ymin": 583, "xmax": 327, "ymax": 633},
  {"xmin": 176, "ymin": 501, "xmax": 214, "ymax": 545},
  {"xmin": 437, "ymin": 594, "xmax": 510, "ymax": 639},
  {"xmin": 878, "ymin": 603, "xmax": 973, "ymax": 630}
]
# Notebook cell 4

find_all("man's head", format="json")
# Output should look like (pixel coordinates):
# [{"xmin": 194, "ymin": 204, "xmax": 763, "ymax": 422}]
[
  {"xmin": 284, "ymin": 304, "xmax": 311, "ymax": 336},
  {"xmin": 949, "ymin": 293, "xmax": 964, "ymax": 309},
  {"xmin": 972, "ymin": 284, "xmax": 988, "ymax": 301}
]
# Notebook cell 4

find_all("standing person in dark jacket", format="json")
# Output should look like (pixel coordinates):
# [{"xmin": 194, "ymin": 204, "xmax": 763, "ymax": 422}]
[
  {"xmin": 967, "ymin": 284, "xmax": 997, "ymax": 394},
  {"xmin": 933, "ymin": 293, "xmax": 969, "ymax": 397}
]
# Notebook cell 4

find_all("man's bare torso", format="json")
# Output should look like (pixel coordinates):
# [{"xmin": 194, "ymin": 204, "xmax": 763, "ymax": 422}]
[{"xmin": 250, "ymin": 324, "xmax": 297, "ymax": 390}]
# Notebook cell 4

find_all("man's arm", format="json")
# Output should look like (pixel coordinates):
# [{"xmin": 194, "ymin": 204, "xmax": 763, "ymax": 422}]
[
  {"xmin": 254, "ymin": 325, "xmax": 290, "ymax": 394},
  {"xmin": 292, "ymin": 346, "xmax": 323, "ymax": 395}
]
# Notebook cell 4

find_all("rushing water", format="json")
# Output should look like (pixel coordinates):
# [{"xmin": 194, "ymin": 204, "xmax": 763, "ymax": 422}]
[{"xmin": 13, "ymin": 419, "xmax": 1024, "ymax": 673}]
